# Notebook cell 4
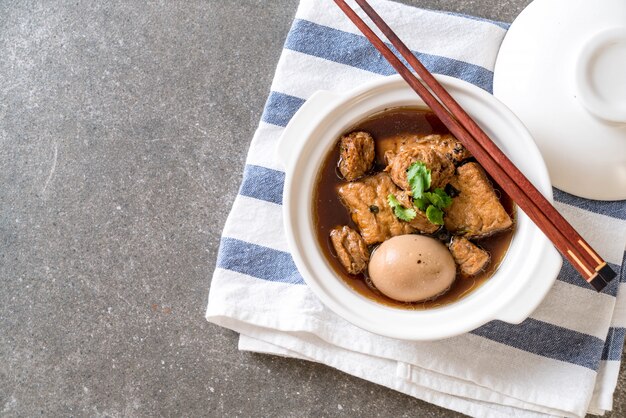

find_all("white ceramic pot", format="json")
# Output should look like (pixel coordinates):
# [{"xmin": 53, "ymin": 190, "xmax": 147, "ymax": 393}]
[{"xmin": 276, "ymin": 75, "xmax": 562, "ymax": 341}]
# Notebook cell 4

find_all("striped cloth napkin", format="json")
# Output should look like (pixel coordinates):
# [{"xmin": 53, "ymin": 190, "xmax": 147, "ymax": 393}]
[{"xmin": 206, "ymin": 0, "xmax": 626, "ymax": 416}]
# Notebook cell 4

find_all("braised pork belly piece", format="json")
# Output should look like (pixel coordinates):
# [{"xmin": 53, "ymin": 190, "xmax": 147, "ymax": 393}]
[
  {"xmin": 379, "ymin": 134, "xmax": 470, "ymax": 166},
  {"xmin": 338, "ymin": 131, "xmax": 375, "ymax": 181},
  {"xmin": 329, "ymin": 225, "xmax": 370, "ymax": 275}
]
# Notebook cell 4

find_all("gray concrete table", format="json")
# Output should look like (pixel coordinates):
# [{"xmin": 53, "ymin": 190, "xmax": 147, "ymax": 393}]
[{"xmin": 1, "ymin": 1, "xmax": 623, "ymax": 416}]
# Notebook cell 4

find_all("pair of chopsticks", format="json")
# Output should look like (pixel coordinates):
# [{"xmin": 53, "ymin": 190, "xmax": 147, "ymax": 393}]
[{"xmin": 333, "ymin": 0, "xmax": 616, "ymax": 291}]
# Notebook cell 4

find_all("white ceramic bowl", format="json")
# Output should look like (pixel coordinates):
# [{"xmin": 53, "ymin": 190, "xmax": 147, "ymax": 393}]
[{"xmin": 276, "ymin": 75, "xmax": 562, "ymax": 341}]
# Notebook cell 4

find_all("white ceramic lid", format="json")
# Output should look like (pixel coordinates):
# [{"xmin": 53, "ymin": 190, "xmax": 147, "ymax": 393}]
[{"xmin": 493, "ymin": 0, "xmax": 626, "ymax": 201}]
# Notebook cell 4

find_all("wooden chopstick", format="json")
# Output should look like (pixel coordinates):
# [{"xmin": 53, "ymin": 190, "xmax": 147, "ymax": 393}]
[
  {"xmin": 349, "ymin": 0, "xmax": 614, "ymax": 287},
  {"xmin": 348, "ymin": 0, "xmax": 616, "ymax": 288},
  {"xmin": 333, "ymin": 0, "xmax": 616, "ymax": 291}
]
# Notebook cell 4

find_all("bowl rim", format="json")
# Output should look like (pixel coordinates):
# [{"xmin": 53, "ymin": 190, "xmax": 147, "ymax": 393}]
[{"xmin": 279, "ymin": 74, "xmax": 561, "ymax": 340}]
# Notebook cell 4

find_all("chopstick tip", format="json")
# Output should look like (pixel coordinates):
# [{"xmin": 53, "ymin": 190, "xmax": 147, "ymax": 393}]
[
  {"xmin": 597, "ymin": 263, "xmax": 617, "ymax": 283},
  {"xmin": 588, "ymin": 274, "xmax": 609, "ymax": 292}
]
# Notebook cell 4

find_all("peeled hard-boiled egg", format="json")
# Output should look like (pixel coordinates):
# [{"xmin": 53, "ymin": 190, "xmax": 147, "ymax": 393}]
[{"xmin": 368, "ymin": 234, "xmax": 456, "ymax": 302}]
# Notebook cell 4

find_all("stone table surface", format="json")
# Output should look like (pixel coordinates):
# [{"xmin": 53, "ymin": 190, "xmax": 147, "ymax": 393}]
[{"xmin": 1, "ymin": 0, "xmax": 624, "ymax": 416}]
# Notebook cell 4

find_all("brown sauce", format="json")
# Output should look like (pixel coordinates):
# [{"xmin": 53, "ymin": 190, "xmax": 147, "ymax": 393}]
[{"xmin": 313, "ymin": 107, "xmax": 515, "ymax": 310}]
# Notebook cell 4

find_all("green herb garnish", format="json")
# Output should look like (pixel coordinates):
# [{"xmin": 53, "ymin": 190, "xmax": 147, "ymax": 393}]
[
  {"xmin": 413, "ymin": 196, "xmax": 429, "ymax": 211},
  {"xmin": 405, "ymin": 162, "xmax": 454, "ymax": 225},
  {"xmin": 426, "ymin": 205, "xmax": 445, "ymax": 225},
  {"xmin": 414, "ymin": 190, "xmax": 451, "ymax": 224},
  {"xmin": 387, "ymin": 194, "xmax": 416, "ymax": 222},
  {"xmin": 423, "ymin": 188, "xmax": 453, "ymax": 210},
  {"xmin": 406, "ymin": 161, "xmax": 431, "ymax": 199}
]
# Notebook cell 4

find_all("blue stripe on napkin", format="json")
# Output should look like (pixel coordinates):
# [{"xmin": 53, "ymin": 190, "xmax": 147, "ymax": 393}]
[
  {"xmin": 217, "ymin": 237, "xmax": 305, "ymax": 285},
  {"xmin": 216, "ymin": 233, "xmax": 619, "ymax": 371},
  {"xmin": 601, "ymin": 327, "xmax": 626, "ymax": 361},
  {"xmin": 262, "ymin": 92, "xmax": 306, "ymax": 127},
  {"xmin": 472, "ymin": 319, "xmax": 604, "ymax": 370},
  {"xmin": 286, "ymin": 19, "xmax": 495, "ymax": 92},
  {"xmin": 239, "ymin": 165, "xmax": 285, "ymax": 205}
]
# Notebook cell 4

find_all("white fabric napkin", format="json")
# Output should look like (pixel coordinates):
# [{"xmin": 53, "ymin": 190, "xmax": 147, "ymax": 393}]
[{"xmin": 206, "ymin": 1, "xmax": 626, "ymax": 416}]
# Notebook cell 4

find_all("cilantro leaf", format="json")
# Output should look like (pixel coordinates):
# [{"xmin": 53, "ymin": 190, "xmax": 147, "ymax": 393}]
[
  {"xmin": 432, "ymin": 188, "xmax": 453, "ymax": 208},
  {"xmin": 387, "ymin": 194, "xmax": 416, "ymax": 222},
  {"xmin": 413, "ymin": 196, "xmax": 429, "ymax": 211},
  {"xmin": 403, "ymin": 163, "xmax": 453, "ymax": 225},
  {"xmin": 416, "ymin": 188, "xmax": 453, "ymax": 225},
  {"xmin": 406, "ymin": 162, "xmax": 431, "ymax": 198},
  {"xmin": 414, "ymin": 188, "xmax": 453, "ymax": 213},
  {"xmin": 426, "ymin": 205, "xmax": 445, "ymax": 225},
  {"xmin": 421, "ymin": 192, "xmax": 442, "ymax": 209},
  {"xmin": 422, "ymin": 188, "xmax": 453, "ymax": 210}
]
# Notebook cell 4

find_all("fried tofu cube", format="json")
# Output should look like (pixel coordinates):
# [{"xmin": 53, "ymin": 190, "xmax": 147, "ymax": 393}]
[
  {"xmin": 337, "ymin": 173, "xmax": 416, "ymax": 245},
  {"xmin": 444, "ymin": 163, "xmax": 513, "ymax": 238}
]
